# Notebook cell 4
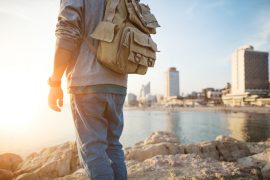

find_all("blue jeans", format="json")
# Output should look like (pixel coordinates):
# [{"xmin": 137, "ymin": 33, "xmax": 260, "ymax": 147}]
[{"xmin": 70, "ymin": 93, "xmax": 127, "ymax": 180}]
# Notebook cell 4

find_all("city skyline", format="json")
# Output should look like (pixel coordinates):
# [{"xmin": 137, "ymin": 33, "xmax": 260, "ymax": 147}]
[
  {"xmin": 128, "ymin": 0, "xmax": 270, "ymax": 95},
  {"xmin": 0, "ymin": 0, "xmax": 269, "ymax": 100}
]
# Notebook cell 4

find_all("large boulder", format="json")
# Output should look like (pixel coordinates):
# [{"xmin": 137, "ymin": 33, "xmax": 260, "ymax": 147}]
[
  {"xmin": 126, "ymin": 133, "xmax": 251, "ymax": 162},
  {"xmin": 143, "ymin": 131, "xmax": 180, "ymax": 145},
  {"xmin": 127, "ymin": 154, "xmax": 262, "ymax": 180},
  {"xmin": 125, "ymin": 142, "xmax": 184, "ymax": 161},
  {"xmin": 246, "ymin": 142, "xmax": 270, "ymax": 154},
  {"xmin": 0, "ymin": 153, "xmax": 22, "ymax": 171},
  {"xmin": 0, "ymin": 169, "xmax": 13, "ymax": 180},
  {"xmin": 262, "ymin": 163, "xmax": 270, "ymax": 179},
  {"xmin": 182, "ymin": 136, "xmax": 251, "ymax": 162},
  {"xmin": 15, "ymin": 142, "xmax": 80, "ymax": 180},
  {"xmin": 215, "ymin": 135, "xmax": 251, "ymax": 161},
  {"xmin": 125, "ymin": 132, "xmax": 183, "ymax": 161},
  {"xmin": 238, "ymin": 148, "xmax": 270, "ymax": 179}
]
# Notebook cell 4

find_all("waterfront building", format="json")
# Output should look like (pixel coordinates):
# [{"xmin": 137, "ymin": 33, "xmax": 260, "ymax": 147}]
[
  {"xmin": 165, "ymin": 67, "xmax": 180, "ymax": 98},
  {"xmin": 222, "ymin": 45, "xmax": 270, "ymax": 106},
  {"xmin": 231, "ymin": 45, "xmax": 269, "ymax": 96},
  {"xmin": 156, "ymin": 95, "xmax": 165, "ymax": 104},
  {"xmin": 221, "ymin": 83, "xmax": 231, "ymax": 96},
  {"xmin": 206, "ymin": 90, "xmax": 222, "ymax": 100},
  {"xmin": 140, "ymin": 82, "xmax": 151, "ymax": 98},
  {"xmin": 202, "ymin": 88, "xmax": 215, "ymax": 100},
  {"xmin": 191, "ymin": 92, "xmax": 198, "ymax": 98},
  {"xmin": 201, "ymin": 88, "xmax": 222, "ymax": 105},
  {"xmin": 127, "ymin": 93, "xmax": 138, "ymax": 106}
]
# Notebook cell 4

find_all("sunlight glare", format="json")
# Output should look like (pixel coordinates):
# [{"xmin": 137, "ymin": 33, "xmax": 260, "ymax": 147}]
[{"xmin": 0, "ymin": 69, "xmax": 42, "ymax": 133}]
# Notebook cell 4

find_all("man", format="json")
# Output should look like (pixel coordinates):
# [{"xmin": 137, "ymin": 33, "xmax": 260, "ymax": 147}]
[{"xmin": 48, "ymin": 0, "xmax": 128, "ymax": 179}]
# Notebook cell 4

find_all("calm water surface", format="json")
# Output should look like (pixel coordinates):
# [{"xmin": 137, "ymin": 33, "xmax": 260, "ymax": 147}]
[
  {"xmin": 1, "ymin": 108, "xmax": 270, "ymax": 156},
  {"xmin": 121, "ymin": 110, "xmax": 270, "ymax": 147}
]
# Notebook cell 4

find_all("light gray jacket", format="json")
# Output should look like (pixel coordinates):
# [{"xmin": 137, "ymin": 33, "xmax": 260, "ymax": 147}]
[{"xmin": 55, "ymin": 0, "xmax": 128, "ymax": 88}]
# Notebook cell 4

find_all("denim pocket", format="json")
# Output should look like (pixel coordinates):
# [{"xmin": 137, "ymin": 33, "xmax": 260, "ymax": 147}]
[{"xmin": 74, "ymin": 94, "xmax": 107, "ymax": 118}]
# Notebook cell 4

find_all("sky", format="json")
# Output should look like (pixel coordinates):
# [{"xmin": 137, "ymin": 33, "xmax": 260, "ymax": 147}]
[{"xmin": 0, "ymin": 0, "xmax": 269, "ymax": 99}]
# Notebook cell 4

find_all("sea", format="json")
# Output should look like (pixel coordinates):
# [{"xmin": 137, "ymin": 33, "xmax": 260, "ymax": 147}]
[{"xmin": 1, "ymin": 106, "xmax": 270, "ymax": 157}]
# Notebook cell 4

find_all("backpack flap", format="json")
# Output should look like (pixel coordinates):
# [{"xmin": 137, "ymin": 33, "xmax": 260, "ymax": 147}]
[
  {"xmin": 90, "ymin": 21, "xmax": 116, "ymax": 43},
  {"xmin": 128, "ymin": 29, "xmax": 157, "ymax": 68},
  {"xmin": 140, "ymin": 4, "xmax": 160, "ymax": 30},
  {"xmin": 125, "ymin": 0, "xmax": 160, "ymax": 34}
]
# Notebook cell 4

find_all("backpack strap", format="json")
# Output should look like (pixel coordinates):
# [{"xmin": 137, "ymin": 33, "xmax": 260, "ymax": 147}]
[{"xmin": 104, "ymin": 0, "xmax": 120, "ymax": 22}]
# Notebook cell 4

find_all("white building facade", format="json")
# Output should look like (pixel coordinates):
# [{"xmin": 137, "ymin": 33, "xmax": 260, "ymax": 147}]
[
  {"xmin": 232, "ymin": 45, "xmax": 269, "ymax": 96},
  {"xmin": 222, "ymin": 45, "xmax": 270, "ymax": 106}
]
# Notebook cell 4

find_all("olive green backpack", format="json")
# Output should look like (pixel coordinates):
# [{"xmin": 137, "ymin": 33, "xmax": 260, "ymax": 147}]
[{"xmin": 90, "ymin": 0, "xmax": 160, "ymax": 75}]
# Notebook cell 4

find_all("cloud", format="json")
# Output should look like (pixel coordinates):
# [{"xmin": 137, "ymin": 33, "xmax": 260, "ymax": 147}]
[
  {"xmin": 205, "ymin": 0, "xmax": 225, "ymax": 9},
  {"xmin": 185, "ymin": 0, "xmax": 225, "ymax": 16}
]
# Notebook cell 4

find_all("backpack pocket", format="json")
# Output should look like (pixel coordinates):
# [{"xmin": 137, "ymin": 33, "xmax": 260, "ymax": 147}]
[
  {"xmin": 117, "ymin": 27, "xmax": 157, "ymax": 74},
  {"xmin": 90, "ymin": 22, "xmax": 157, "ymax": 75}
]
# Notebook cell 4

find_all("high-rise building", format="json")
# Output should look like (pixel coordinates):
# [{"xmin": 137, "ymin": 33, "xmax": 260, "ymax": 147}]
[
  {"xmin": 165, "ymin": 67, "xmax": 180, "ymax": 97},
  {"xmin": 231, "ymin": 45, "xmax": 269, "ymax": 96},
  {"xmin": 140, "ymin": 82, "xmax": 151, "ymax": 98},
  {"xmin": 127, "ymin": 93, "xmax": 138, "ymax": 106}
]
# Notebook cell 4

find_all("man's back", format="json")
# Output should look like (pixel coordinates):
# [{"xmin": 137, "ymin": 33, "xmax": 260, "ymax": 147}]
[{"xmin": 56, "ymin": 0, "xmax": 127, "ymax": 89}]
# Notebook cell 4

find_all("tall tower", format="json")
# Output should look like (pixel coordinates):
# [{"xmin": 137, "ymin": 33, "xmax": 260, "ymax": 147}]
[
  {"xmin": 139, "ymin": 82, "xmax": 151, "ymax": 98},
  {"xmin": 165, "ymin": 67, "xmax": 180, "ymax": 97},
  {"xmin": 231, "ymin": 45, "xmax": 269, "ymax": 96}
]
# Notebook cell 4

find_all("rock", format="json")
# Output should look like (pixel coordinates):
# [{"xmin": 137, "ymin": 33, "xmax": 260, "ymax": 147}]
[
  {"xmin": 126, "ymin": 133, "xmax": 251, "ymax": 162},
  {"xmin": 126, "ymin": 154, "xmax": 262, "ymax": 180},
  {"xmin": 215, "ymin": 135, "xmax": 251, "ymax": 161},
  {"xmin": 238, "ymin": 148, "xmax": 270, "ymax": 179},
  {"xmin": 184, "ymin": 143, "xmax": 202, "ymax": 155},
  {"xmin": 215, "ymin": 135, "xmax": 239, "ymax": 142},
  {"xmin": 125, "ymin": 142, "xmax": 184, "ymax": 161},
  {"xmin": 246, "ymin": 142, "xmax": 270, "ymax": 154},
  {"xmin": 144, "ymin": 131, "xmax": 180, "ymax": 145},
  {"xmin": 196, "ymin": 141, "xmax": 220, "ymax": 160},
  {"xmin": 262, "ymin": 163, "xmax": 270, "ymax": 179},
  {"xmin": 55, "ymin": 168, "xmax": 88, "ymax": 180},
  {"xmin": 3, "ymin": 132, "xmax": 267, "ymax": 179},
  {"xmin": 15, "ymin": 141, "xmax": 80, "ymax": 180},
  {"xmin": 185, "ymin": 135, "xmax": 250, "ymax": 162},
  {"xmin": 0, "ymin": 169, "xmax": 13, "ymax": 180},
  {"xmin": 237, "ymin": 148, "xmax": 270, "ymax": 169},
  {"xmin": 0, "ymin": 153, "xmax": 23, "ymax": 171}
]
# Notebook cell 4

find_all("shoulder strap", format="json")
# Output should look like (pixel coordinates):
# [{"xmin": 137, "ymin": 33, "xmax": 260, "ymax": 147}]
[{"xmin": 104, "ymin": 0, "xmax": 120, "ymax": 22}]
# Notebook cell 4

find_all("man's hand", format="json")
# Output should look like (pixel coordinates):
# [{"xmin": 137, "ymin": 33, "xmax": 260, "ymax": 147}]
[
  {"xmin": 48, "ymin": 87, "xmax": 64, "ymax": 112},
  {"xmin": 48, "ymin": 47, "xmax": 73, "ymax": 112}
]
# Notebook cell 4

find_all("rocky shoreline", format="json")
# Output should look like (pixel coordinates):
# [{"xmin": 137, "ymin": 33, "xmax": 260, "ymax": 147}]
[{"xmin": 0, "ymin": 131, "xmax": 270, "ymax": 180}]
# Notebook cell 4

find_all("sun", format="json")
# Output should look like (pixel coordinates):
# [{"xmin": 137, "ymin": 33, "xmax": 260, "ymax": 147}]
[{"xmin": 0, "ymin": 70, "xmax": 42, "ymax": 133}]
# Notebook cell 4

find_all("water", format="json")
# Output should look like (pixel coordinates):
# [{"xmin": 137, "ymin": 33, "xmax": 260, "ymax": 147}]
[
  {"xmin": 1, "ymin": 108, "xmax": 270, "ymax": 157},
  {"xmin": 121, "ymin": 110, "xmax": 270, "ymax": 147}
]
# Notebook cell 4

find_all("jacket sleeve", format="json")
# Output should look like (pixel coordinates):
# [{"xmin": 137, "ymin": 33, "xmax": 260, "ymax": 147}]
[{"xmin": 55, "ymin": 0, "xmax": 84, "ymax": 53}]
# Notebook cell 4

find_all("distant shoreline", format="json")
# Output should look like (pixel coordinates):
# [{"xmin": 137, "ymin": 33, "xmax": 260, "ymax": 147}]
[{"xmin": 124, "ymin": 106, "xmax": 270, "ymax": 115}]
